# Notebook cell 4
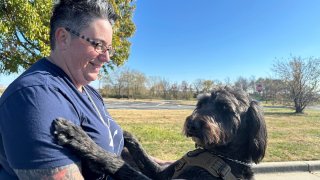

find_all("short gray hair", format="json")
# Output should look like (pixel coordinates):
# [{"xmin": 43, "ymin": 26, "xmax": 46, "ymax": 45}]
[{"xmin": 49, "ymin": 0, "xmax": 118, "ymax": 50}]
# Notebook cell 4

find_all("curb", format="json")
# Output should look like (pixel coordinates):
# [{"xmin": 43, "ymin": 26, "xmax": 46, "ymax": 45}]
[{"xmin": 253, "ymin": 160, "xmax": 320, "ymax": 174}]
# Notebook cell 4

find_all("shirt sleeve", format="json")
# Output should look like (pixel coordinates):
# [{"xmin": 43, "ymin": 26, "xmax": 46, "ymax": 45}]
[{"xmin": 0, "ymin": 85, "xmax": 80, "ymax": 169}]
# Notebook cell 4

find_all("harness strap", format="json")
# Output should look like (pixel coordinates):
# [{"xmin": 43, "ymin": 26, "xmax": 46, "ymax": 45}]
[{"xmin": 172, "ymin": 149, "xmax": 237, "ymax": 180}]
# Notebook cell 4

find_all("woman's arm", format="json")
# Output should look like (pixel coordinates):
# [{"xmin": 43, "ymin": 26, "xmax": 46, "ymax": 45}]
[{"xmin": 14, "ymin": 163, "xmax": 84, "ymax": 180}]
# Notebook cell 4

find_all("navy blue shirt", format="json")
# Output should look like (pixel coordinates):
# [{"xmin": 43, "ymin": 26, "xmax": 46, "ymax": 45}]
[{"xmin": 0, "ymin": 58, "xmax": 124, "ymax": 179}]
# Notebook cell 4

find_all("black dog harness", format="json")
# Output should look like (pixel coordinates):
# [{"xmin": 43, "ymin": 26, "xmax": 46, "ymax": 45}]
[{"xmin": 172, "ymin": 149, "xmax": 237, "ymax": 180}]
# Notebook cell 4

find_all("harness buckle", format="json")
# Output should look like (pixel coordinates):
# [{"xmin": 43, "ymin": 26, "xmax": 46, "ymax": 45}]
[
  {"xmin": 218, "ymin": 163, "xmax": 232, "ymax": 179},
  {"xmin": 175, "ymin": 158, "xmax": 187, "ymax": 171}
]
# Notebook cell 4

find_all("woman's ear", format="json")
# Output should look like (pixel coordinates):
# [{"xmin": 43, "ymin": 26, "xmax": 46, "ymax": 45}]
[{"xmin": 55, "ymin": 27, "xmax": 71, "ymax": 51}]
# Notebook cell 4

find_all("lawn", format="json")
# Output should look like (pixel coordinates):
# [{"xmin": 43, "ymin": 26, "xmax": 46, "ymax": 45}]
[{"xmin": 109, "ymin": 107, "xmax": 320, "ymax": 162}]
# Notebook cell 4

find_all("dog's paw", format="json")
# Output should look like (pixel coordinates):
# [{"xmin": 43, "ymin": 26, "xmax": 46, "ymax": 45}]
[
  {"xmin": 123, "ymin": 131, "xmax": 134, "ymax": 139},
  {"xmin": 53, "ymin": 118, "xmax": 89, "ymax": 146},
  {"xmin": 123, "ymin": 131, "xmax": 136, "ymax": 143},
  {"xmin": 123, "ymin": 131, "xmax": 141, "ymax": 148}
]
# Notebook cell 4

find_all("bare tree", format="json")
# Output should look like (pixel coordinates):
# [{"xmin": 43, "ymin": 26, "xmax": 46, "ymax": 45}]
[
  {"xmin": 147, "ymin": 76, "xmax": 161, "ymax": 98},
  {"xmin": 256, "ymin": 78, "xmax": 288, "ymax": 104},
  {"xmin": 169, "ymin": 82, "xmax": 179, "ymax": 99},
  {"xmin": 224, "ymin": 77, "xmax": 232, "ymax": 86},
  {"xmin": 248, "ymin": 76, "xmax": 256, "ymax": 93},
  {"xmin": 100, "ymin": 75, "xmax": 112, "ymax": 97},
  {"xmin": 131, "ymin": 70, "xmax": 147, "ymax": 99},
  {"xmin": 101, "ymin": 70, "xmax": 125, "ymax": 98},
  {"xmin": 180, "ymin": 80, "xmax": 193, "ymax": 100},
  {"xmin": 202, "ymin": 80, "xmax": 214, "ymax": 93},
  {"xmin": 213, "ymin": 79, "xmax": 223, "ymax": 87},
  {"xmin": 272, "ymin": 56, "xmax": 320, "ymax": 113},
  {"xmin": 159, "ymin": 78, "xmax": 171, "ymax": 99},
  {"xmin": 193, "ymin": 79, "xmax": 204, "ymax": 95},
  {"xmin": 234, "ymin": 76, "xmax": 249, "ymax": 92},
  {"xmin": 122, "ymin": 68, "xmax": 133, "ymax": 98}
]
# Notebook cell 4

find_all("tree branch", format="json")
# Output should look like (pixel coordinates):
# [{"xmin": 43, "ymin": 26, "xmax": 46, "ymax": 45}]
[
  {"xmin": 18, "ymin": 29, "xmax": 41, "ymax": 52},
  {"xmin": 14, "ymin": 31, "xmax": 38, "ymax": 60}
]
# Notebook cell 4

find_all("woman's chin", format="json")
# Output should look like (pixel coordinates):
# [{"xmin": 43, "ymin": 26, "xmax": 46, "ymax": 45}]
[{"xmin": 85, "ymin": 73, "xmax": 99, "ymax": 82}]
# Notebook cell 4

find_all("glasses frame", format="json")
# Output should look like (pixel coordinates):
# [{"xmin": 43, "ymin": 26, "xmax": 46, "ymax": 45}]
[{"xmin": 65, "ymin": 27, "xmax": 115, "ymax": 57}]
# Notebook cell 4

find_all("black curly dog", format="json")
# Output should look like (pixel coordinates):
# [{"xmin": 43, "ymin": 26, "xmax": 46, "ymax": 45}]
[{"xmin": 53, "ymin": 86, "xmax": 267, "ymax": 180}]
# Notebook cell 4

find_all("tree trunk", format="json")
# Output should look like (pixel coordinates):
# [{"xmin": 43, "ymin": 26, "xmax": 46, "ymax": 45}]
[{"xmin": 294, "ymin": 103, "xmax": 304, "ymax": 113}]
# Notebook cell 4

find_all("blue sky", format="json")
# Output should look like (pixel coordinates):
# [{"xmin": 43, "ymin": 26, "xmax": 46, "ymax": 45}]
[
  {"xmin": 1, "ymin": 0, "xmax": 320, "ymax": 87},
  {"xmin": 125, "ymin": 0, "xmax": 320, "ymax": 83}
]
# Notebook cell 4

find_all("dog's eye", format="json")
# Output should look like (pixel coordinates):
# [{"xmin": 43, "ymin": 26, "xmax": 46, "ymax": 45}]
[
  {"xmin": 222, "ymin": 105, "xmax": 232, "ymax": 112},
  {"xmin": 216, "ymin": 102, "xmax": 231, "ymax": 112},
  {"xmin": 222, "ymin": 105, "xmax": 228, "ymax": 110}
]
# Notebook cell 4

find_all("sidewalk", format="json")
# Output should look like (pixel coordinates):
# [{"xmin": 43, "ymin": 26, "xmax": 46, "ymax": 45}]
[{"xmin": 253, "ymin": 160, "xmax": 320, "ymax": 180}]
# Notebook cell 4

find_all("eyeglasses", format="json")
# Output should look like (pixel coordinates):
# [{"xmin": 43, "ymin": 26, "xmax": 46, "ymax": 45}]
[{"xmin": 65, "ymin": 27, "xmax": 115, "ymax": 57}]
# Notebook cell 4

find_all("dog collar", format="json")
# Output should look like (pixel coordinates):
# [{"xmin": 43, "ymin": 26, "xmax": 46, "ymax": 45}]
[{"xmin": 206, "ymin": 150, "xmax": 252, "ymax": 167}]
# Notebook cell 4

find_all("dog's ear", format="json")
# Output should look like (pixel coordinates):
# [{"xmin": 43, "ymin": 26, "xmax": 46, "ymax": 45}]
[{"xmin": 246, "ymin": 101, "xmax": 267, "ymax": 164}]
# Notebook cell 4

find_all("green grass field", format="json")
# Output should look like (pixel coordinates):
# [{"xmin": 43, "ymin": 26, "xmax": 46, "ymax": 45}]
[{"xmin": 109, "ymin": 107, "xmax": 320, "ymax": 162}]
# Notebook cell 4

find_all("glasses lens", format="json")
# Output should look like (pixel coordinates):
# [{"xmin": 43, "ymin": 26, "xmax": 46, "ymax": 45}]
[
  {"xmin": 95, "ymin": 45, "xmax": 115, "ymax": 57},
  {"xmin": 95, "ymin": 45, "xmax": 103, "ymax": 52}
]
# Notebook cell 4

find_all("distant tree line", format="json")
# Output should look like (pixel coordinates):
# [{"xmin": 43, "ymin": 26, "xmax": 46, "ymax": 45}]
[
  {"xmin": 100, "ymin": 69, "xmax": 287, "ymax": 103},
  {"xmin": 100, "ymin": 56, "xmax": 320, "ymax": 113}
]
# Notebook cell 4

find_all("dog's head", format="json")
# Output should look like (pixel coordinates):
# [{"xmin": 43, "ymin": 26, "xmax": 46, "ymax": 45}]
[{"xmin": 183, "ymin": 86, "xmax": 267, "ymax": 163}]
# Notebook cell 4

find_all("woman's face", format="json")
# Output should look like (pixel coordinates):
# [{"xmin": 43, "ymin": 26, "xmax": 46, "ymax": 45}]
[{"xmin": 66, "ymin": 19, "xmax": 113, "ymax": 89}]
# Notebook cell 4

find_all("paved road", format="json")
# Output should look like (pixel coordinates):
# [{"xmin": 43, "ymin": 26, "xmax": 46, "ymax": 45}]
[
  {"xmin": 105, "ymin": 100, "xmax": 320, "ymax": 110},
  {"xmin": 105, "ymin": 100, "xmax": 195, "ymax": 110},
  {"xmin": 308, "ymin": 105, "xmax": 320, "ymax": 110}
]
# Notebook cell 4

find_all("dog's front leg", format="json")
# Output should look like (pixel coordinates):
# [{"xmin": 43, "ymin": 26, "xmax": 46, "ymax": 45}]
[
  {"xmin": 53, "ymin": 118, "xmax": 150, "ymax": 180},
  {"xmin": 123, "ymin": 131, "xmax": 177, "ymax": 180}
]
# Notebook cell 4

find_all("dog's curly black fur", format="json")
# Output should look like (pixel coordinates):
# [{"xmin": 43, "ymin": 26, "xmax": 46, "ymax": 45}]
[{"xmin": 53, "ymin": 86, "xmax": 267, "ymax": 180}]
